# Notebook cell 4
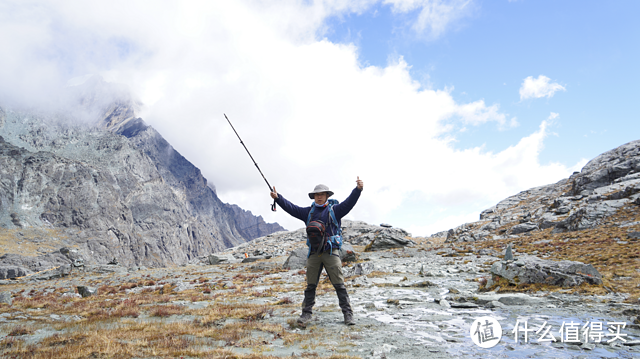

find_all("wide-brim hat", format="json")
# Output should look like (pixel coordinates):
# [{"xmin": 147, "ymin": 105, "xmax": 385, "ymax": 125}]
[{"xmin": 308, "ymin": 184, "xmax": 334, "ymax": 199}]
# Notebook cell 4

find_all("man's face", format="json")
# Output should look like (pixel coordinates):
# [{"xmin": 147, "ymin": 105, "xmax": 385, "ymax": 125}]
[{"xmin": 314, "ymin": 192, "xmax": 327, "ymax": 205}]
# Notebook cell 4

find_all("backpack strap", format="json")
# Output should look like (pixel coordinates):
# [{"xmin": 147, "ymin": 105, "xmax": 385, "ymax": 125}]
[
  {"xmin": 306, "ymin": 203, "xmax": 315, "ymax": 226},
  {"xmin": 305, "ymin": 203, "xmax": 315, "ymax": 257},
  {"xmin": 327, "ymin": 201, "xmax": 342, "ymax": 256},
  {"xmin": 327, "ymin": 202, "xmax": 341, "ymax": 236}
]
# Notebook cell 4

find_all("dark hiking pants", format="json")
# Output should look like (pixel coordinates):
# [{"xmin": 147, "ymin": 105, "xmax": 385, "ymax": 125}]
[{"xmin": 301, "ymin": 253, "xmax": 352, "ymax": 316}]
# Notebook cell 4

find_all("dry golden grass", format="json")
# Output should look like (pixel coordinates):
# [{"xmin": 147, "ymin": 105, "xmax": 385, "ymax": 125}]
[
  {"xmin": 4, "ymin": 320, "xmax": 243, "ymax": 358},
  {"xmin": 414, "ymin": 236, "xmax": 441, "ymax": 246},
  {"xmin": 149, "ymin": 304, "xmax": 185, "ymax": 317},
  {"xmin": 429, "ymin": 236, "xmax": 447, "ymax": 246},
  {"xmin": 0, "ymin": 295, "xmax": 322, "ymax": 359},
  {"xmin": 474, "ymin": 204, "xmax": 640, "ymax": 301},
  {"xmin": 192, "ymin": 303, "xmax": 274, "ymax": 325},
  {"xmin": 365, "ymin": 271, "xmax": 395, "ymax": 278},
  {"xmin": 0, "ymin": 228, "xmax": 69, "ymax": 257}
]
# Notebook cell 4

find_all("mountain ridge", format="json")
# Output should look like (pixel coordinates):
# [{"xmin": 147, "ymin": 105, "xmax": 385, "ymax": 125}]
[
  {"xmin": 436, "ymin": 139, "xmax": 640, "ymax": 242},
  {"xmin": 0, "ymin": 79, "xmax": 284, "ymax": 272}
]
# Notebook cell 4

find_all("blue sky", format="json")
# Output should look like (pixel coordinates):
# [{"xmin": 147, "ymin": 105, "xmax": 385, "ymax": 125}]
[
  {"xmin": 1, "ymin": 1, "xmax": 638, "ymax": 236},
  {"xmin": 324, "ymin": 1, "xmax": 639, "ymax": 167}
]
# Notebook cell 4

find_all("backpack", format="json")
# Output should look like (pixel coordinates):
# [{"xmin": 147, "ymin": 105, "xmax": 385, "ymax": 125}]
[
  {"xmin": 305, "ymin": 220, "xmax": 326, "ymax": 255},
  {"xmin": 306, "ymin": 198, "xmax": 343, "ymax": 257}
]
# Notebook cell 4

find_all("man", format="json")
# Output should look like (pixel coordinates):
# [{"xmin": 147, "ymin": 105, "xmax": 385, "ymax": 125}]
[{"xmin": 270, "ymin": 177, "xmax": 363, "ymax": 326}]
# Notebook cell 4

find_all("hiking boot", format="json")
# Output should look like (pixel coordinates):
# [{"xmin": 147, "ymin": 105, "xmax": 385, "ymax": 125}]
[
  {"xmin": 297, "ymin": 312, "xmax": 312, "ymax": 325},
  {"xmin": 344, "ymin": 312, "xmax": 355, "ymax": 326},
  {"xmin": 302, "ymin": 284, "xmax": 317, "ymax": 315}
]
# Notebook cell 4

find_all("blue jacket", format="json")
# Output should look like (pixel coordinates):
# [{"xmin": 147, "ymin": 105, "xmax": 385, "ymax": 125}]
[{"xmin": 276, "ymin": 187, "xmax": 362, "ymax": 252}]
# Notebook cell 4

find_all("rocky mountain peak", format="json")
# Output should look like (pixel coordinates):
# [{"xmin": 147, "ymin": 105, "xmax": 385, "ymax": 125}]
[
  {"xmin": 441, "ymin": 139, "xmax": 640, "ymax": 242},
  {"xmin": 64, "ymin": 75, "xmax": 142, "ymax": 128},
  {"xmin": 0, "ymin": 88, "xmax": 284, "ymax": 272},
  {"xmin": 570, "ymin": 139, "xmax": 640, "ymax": 196}
]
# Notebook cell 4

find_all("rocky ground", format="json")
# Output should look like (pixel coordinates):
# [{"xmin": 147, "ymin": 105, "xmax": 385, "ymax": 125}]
[
  {"xmin": 1, "ymin": 225, "xmax": 639, "ymax": 359},
  {"xmin": 1, "ymin": 137, "xmax": 639, "ymax": 358}
]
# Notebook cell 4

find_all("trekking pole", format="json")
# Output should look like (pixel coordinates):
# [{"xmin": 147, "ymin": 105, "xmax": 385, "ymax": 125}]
[{"xmin": 224, "ymin": 113, "xmax": 277, "ymax": 211}]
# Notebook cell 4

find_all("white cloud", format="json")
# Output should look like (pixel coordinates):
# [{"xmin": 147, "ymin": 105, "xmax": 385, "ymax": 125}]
[
  {"xmin": 454, "ymin": 100, "xmax": 516, "ymax": 128},
  {"xmin": 384, "ymin": 0, "xmax": 475, "ymax": 39},
  {"xmin": 0, "ymin": 0, "xmax": 577, "ymax": 235},
  {"xmin": 519, "ymin": 75, "xmax": 566, "ymax": 100}
]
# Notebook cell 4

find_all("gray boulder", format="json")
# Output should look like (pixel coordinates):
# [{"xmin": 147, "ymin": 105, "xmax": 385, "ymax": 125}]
[
  {"xmin": 283, "ymin": 247, "xmax": 308, "ymax": 270},
  {"xmin": 551, "ymin": 200, "xmax": 628, "ymax": 233},
  {"xmin": 348, "ymin": 231, "xmax": 377, "ymax": 245},
  {"xmin": 570, "ymin": 140, "xmax": 640, "ymax": 195},
  {"xmin": 510, "ymin": 222, "xmax": 538, "ymax": 234},
  {"xmin": 504, "ymin": 244, "xmax": 513, "ymax": 261},
  {"xmin": 344, "ymin": 262, "xmax": 375, "ymax": 277},
  {"xmin": 242, "ymin": 255, "xmax": 271, "ymax": 263},
  {"xmin": 365, "ymin": 229, "xmax": 415, "ymax": 251},
  {"xmin": 491, "ymin": 255, "xmax": 602, "ymax": 287},
  {"xmin": 84, "ymin": 265, "xmax": 128, "ymax": 275},
  {"xmin": 339, "ymin": 243, "xmax": 357, "ymax": 262},
  {"xmin": 342, "ymin": 221, "xmax": 410, "ymax": 245},
  {"xmin": 30, "ymin": 265, "xmax": 71, "ymax": 281},
  {"xmin": 77, "ymin": 286, "xmax": 97, "ymax": 297},
  {"xmin": 444, "ymin": 222, "xmax": 488, "ymax": 243},
  {"xmin": 208, "ymin": 253, "xmax": 236, "ymax": 265},
  {"xmin": 60, "ymin": 247, "xmax": 83, "ymax": 262},
  {"xmin": 0, "ymin": 252, "xmax": 70, "ymax": 274},
  {"xmin": 0, "ymin": 266, "xmax": 31, "ymax": 279},
  {"xmin": 0, "ymin": 291, "xmax": 12, "ymax": 305}
]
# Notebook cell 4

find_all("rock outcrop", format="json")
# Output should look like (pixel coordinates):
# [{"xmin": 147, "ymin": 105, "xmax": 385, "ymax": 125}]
[
  {"xmin": 0, "ymin": 266, "xmax": 31, "ymax": 280},
  {"xmin": 342, "ymin": 221, "xmax": 411, "ymax": 246},
  {"xmin": 489, "ymin": 255, "xmax": 603, "ymax": 287},
  {"xmin": 214, "ymin": 219, "xmax": 414, "ymax": 270},
  {"xmin": 219, "ymin": 220, "xmax": 414, "ymax": 261},
  {"xmin": 282, "ymin": 248, "xmax": 307, "ymax": 270},
  {"xmin": 0, "ymin": 78, "xmax": 284, "ymax": 270},
  {"xmin": 442, "ymin": 139, "xmax": 640, "ymax": 243},
  {"xmin": 364, "ymin": 229, "xmax": 416, "ymax": 251}
]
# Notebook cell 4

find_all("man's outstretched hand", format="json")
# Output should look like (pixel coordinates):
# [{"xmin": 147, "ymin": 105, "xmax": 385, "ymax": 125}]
[
  {"xmin": 356, "ymin": 176, "xmax": 363, "ymax": 190},
  {"xmin": 270, "ymin": 186, "xmax": 279, "ymax": 199}
]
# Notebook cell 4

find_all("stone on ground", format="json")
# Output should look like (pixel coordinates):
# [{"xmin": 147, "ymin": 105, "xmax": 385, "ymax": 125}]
[
  {"xmin": 0, "ymin": 291, "xmax": 12, "ymax": 305},
  {"xmin": 339, "ymin": 243, "xmax": 357, "ymax": 262},
  {"xmin": 0, "ymin": 266, "xmax": 31, "ymax": 279},
  {"xmin": 77, "ymin": 286, "xmax": 97, "ymax": 297},
  {"xmin": 242, "ymin": 255, "xmax": 272, "ymax": 263},
  {"xmin": 504, "ymin": 244, "xmax": 513, "ymax": 261},
  {"xmin": 208, "ymin": 253, "xmax": 236, "ymax": 265},
  {"xmin": 490, "ymin": 255, "xmax": 602, "ymax": 287},
  {"xmin": 283, "ymin": 247, "xmax": 308, "ymax": 270},
  {"xmin": 365, "ymin": 229, "xmax": 415, "ymax": 251}
]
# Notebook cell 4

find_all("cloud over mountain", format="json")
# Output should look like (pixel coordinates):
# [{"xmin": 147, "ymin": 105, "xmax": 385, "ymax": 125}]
[{"xmin": 0, "ymin": 1, "xmax": 581, "ymax": 235}]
